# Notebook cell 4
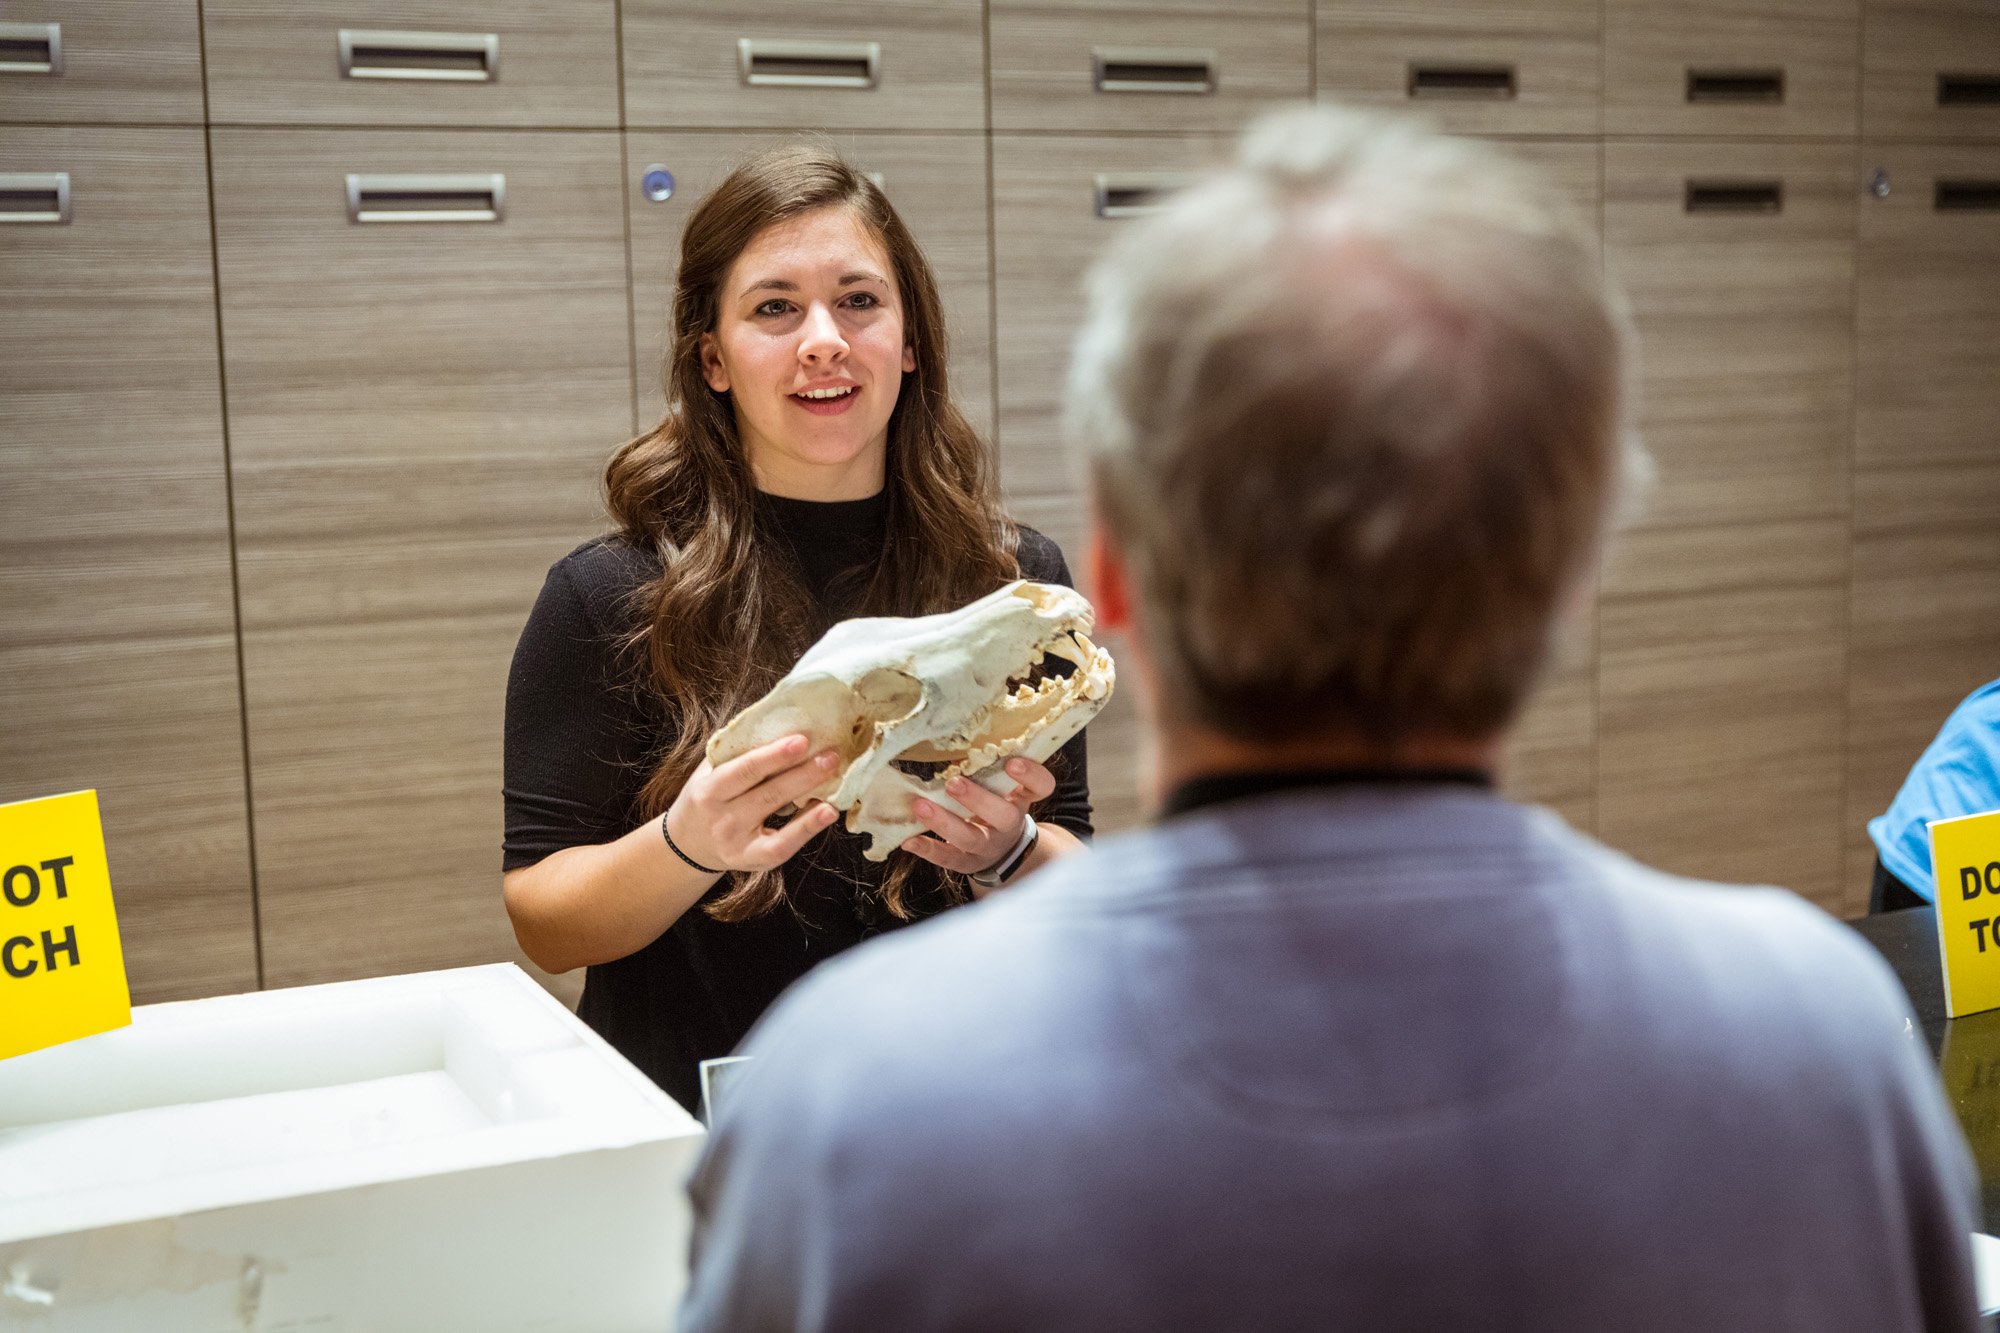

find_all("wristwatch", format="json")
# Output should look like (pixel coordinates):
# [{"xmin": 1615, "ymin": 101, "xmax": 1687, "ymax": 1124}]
[{"xmin": 970, "ymin": 813, "xmax": 1039, "ymax": 890}]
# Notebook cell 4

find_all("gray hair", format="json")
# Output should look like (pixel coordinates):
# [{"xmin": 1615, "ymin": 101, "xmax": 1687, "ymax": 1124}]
[{"xmin": 1066, "ymin": 105, "xmax": 1638, "ymax": 743}]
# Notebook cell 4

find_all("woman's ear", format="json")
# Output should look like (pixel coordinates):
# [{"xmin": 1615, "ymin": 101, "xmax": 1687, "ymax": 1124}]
[
  {"xmin": 700, "ymin": 332, "xmax": 731, "ymax": 393},
  {"xmin": 901, "ymin": 343, "xmax": 916, "ymax": 374}
]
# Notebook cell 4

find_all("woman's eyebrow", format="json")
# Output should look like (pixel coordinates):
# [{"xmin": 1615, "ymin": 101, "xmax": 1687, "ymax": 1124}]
[
  {"xmin": 839, "ymin": 271, "xmax": 888, "ymax": 286},
  {"xmin": 740, "ymin": 278, "xmax": 799, "ymax": 297}
]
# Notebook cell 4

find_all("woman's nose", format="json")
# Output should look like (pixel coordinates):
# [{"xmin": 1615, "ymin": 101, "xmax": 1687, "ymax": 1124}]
[{"xmin": 798, "ymin": 302, "xmax": 847, "ymax": 363}]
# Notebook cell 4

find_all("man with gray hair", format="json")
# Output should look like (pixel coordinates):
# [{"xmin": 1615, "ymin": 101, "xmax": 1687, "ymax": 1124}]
[{"xmin": 681, "ymin": 108, "xmax": 1978, "ymax": 1331}]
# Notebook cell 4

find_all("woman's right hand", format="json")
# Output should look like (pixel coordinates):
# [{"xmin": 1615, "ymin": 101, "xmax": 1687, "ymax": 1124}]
[{"xmin": 665, "ymin": 733, "xmax": 842, "ymax": 874}]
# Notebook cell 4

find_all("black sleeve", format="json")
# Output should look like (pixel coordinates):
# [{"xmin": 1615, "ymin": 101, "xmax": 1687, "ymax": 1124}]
[
  {"xmin": 502, "ymin": 551, "xmax": 662, "ymax": 871},
  {"xmin": 1015, "ymin": 525, "xmax": 1094, "ymax": 842}
]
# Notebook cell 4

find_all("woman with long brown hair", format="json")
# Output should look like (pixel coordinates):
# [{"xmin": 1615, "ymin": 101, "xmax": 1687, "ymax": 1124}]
[{"xmin": 501, "ymin": 145, "xmax": 1092, "ymax": 1112}]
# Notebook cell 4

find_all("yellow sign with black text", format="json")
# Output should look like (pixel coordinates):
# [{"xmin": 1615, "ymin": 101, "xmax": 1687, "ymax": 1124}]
[
  {"xmin": 1932, "ymin": 808, "xmax": 2000, "ymax": 1019},
  {"xmin": 0, "ymin": 790, "xmax": 130, "ymax": 1060}
]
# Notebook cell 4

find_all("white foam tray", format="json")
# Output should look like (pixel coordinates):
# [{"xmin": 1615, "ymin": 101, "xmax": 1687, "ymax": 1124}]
[{"xmin": 0, "ymin": 963, "xmax": 705, "ymax": 1330}]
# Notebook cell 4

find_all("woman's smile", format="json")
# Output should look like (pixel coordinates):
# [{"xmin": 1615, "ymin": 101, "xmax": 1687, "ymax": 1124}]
[{"xmin": 791, "ymin": 381, "xmax": 861, "ymax": 415}]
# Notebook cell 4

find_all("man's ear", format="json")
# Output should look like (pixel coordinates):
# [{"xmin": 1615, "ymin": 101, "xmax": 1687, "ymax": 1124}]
[
  {"xmin": 700, "ymin": 332, "xmax": 730, "ymax": 393},
  {"xmin": 1086, "ymin": 518, "xmax": 1133, "ymax": 633}
]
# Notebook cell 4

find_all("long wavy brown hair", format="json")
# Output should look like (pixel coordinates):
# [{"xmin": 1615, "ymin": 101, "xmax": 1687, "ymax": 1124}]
[{"xmin": 604, "ymin": 144, "xmax": 1020, "ymax": 921}]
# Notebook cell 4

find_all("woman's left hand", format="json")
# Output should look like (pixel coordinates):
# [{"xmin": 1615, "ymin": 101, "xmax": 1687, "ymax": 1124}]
[{"xmin": 903, "ymin": 757, "xmax": 1055, "ymax": 876}]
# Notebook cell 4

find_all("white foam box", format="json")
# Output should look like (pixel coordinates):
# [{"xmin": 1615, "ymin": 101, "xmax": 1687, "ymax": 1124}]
[{"xmin": 0, "ymin": 964, "xmax": 705, "ymax": 1329}]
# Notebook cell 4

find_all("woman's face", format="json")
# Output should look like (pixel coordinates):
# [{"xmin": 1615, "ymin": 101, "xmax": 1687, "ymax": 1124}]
[{"xmin": 701, "ymin": 205, "xmax": 916, "ymax": 501}]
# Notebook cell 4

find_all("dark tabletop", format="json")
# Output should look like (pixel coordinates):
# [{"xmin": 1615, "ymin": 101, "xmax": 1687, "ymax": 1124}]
[{"xmin": 1850, "ymin": 907, "xmax": 2000, "ymax": 1233}]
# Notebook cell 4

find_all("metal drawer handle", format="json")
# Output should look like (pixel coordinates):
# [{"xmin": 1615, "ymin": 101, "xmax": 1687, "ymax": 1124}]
[
  {"xmin": 1686, "ymin": 68, "xmax": 1784, "ymax": 104},
  {"xmin": 0, "ymin": 172, "xmax": 70, "ymax": 224},
  {"xmin": 0, "ymin": 22, "xmax": 61, "ymax": 75},
  {"xmin": 1094, "ymin": 173, "xmax": 1194, "ymax": 220},
  {"xmin": 345, "ymin": 174, "xmax": 505, "ymax": 223},
  {"xmin": 1936, "ymin": 180, "xmax": 2000, "ymax": 211},
  {"xmin": 1408, "ymin": 63, "xmax": 1515, "ymax": 99},
  {"xmin": 1684, "ymin": 180, "xmax": 1783, "ymax": 214},
  {"xmin": 1094, "ymin": 47, "xmax": 1215, "ymax": 95},
  {"xmin": 738, "ymin": 39, "xmax": 880, "ymax": 89},
  {"xmin": 1938, "ymin": 73, "xmax": 2000, "ymax": 107},
  {"xmin": 339, "ymin": 30, "xmax": 499, "ymax": 82}
]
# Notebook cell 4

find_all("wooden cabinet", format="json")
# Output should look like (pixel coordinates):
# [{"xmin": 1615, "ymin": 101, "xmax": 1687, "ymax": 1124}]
[
  {"xmin": 989, "ymin": 1, "xmax": 1310, "ymax": 133},
  {"xmin": 1846, "ymin": 144, "xmax": 2000, "ymax": 902},
  {"xmin": 1316, "ymin": 0, "xmax": 1602, "ymax": 136},
  {"xmin": 0, "ymin": 127, "xmax": 257, "ymax": 1002},
  {"xmin": 1862, "ymin": 0, "xmax": 2000, "ymax": 140},
  {"xmin": 208, "ymin": 129, "xmax": 631, "ymax": 989},
  {"xmin": 201, "ymin": 1, "xmax": 619, "ymax": 127},
  {"xmin": 0, "ymin": 2, "xmax": 205, "ymax": 125},
  {"xmin": 1598, "ymin": 142, "xmax": 1857, "ymax": 910},
  {"xmin": 621, "ymin": 0, "xmax": 985, "ymax": 131},
  {"xmin": 1604, "ymin": 0, "xmax": 1859, "ymax": 138},
  {"xmin": 625, "ymin": 131, "xmax": 994, "ymax": 442},
  {"xmin": 992, "ymin": 133, "xmax": 1237, "ymax": 832}
]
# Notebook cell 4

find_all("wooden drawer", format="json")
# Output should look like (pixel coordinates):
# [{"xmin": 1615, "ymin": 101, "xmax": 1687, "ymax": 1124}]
[
  {"xmin": 1847, "ymin": 144, "xmax": 2000, "ymax": 908},
  {"xmin": 1602, "ymin": 142, "xmax": 1858, "ymax": 535},
  {"xmin": 209, "ymin": 128, "xmax": 632, "ymax": 988},
  {"xmin": 622, "ymin": 0, "xmax": 984, "ymax": 131},
  {"xmin": 1604, "ymin": 0, "xmax": 1859, "ymax": 137},
  {"xmin": 0, "ymin": 126, "xmax": 257, "ymax": 1003},
  {"xmin": 989, "ymin": 2, "xmax": 1308, "ymax": 134},
  {"xmin": 0, "ymin": 2, "xmax": 204, "ymax": 124},
  {"xmin": 1315, "ymin": 1, "xmax": 1601, "ymax": 136},
  {"xmin": 626, "ymin": 131, "xmax": 993, "ymax": 442},
  {"xmin": 201, "ymin": 1, "xmax": 618, "ymax": 127},
  {"xmin": 1863, "ymin": 0, "xmax": 2000, "ymax": 140},
  {"xmin": 992, "ymin": 133, "xmax": 1234, "ymax": 500},
  {"xmin": 1598, "ymin": 141, "xmax": 1855, "ymax": 910}
]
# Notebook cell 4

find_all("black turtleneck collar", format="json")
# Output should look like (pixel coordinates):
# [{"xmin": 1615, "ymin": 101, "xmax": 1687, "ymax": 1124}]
[{"xmin": 757, "ymin": 488, "xmax": 889, "ymax": 613}]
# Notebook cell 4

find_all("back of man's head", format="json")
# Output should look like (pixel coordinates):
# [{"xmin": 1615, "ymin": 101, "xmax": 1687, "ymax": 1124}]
[{"xmin": 1069, "ymin": 106, "xmax": 1636, "ymax": 746}]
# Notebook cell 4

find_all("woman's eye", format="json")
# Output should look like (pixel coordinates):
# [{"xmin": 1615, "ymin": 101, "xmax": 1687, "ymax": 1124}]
[
  {"xmin": 842, "ymin": 292, "xmax": 880, "ymax": 310},
  {"xmin": 755, "ymin": 299, "xmax": 791, "ymax": 317}
]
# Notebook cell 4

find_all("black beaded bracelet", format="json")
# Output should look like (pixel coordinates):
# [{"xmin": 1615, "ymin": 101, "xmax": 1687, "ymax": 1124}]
[{"xmin": 662, "ymin": 811, "xmax": 723, "ymax": 876}]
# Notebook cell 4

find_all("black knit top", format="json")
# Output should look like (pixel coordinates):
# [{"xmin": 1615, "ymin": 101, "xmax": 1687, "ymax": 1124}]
[{"xmin": 503, "ymin": 490, "xmax": 1093, "ymax": 1111}]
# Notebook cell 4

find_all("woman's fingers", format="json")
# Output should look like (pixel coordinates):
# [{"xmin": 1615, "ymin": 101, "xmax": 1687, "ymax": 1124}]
[
  {"xmin": 1000, "ymin": 757, "xmax": 1057, "ymax": 804},
  {"xmin": 900, "ymin": 832, "xmax": 981, "ymax": 874},
  {"xmin": 708, "ymin": 733, "xmax": 814, "ymax": 800},
  {"xmin": 745, "ymin": 800, "xmax": 838, "ymax": 867},
  {"xmin": 740, "ymin": 749, "xmax": 839, "ymax": 822},
  {"xmin": 942, "ymin": 773, "xmax": 1029, "ymax": 829}
]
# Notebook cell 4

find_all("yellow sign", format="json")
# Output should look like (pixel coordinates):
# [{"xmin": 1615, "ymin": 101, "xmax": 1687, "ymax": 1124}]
[
  {"xmin": 1932, "ymin": 807, "xmax": 2000, "ymax": 1018},
  {"xmin": 0, "ymin": 790, "xmax": 131, "ymax": 1060}
]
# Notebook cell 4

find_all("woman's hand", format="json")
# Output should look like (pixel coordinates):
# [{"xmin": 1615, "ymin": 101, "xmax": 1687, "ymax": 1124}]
[
  {"xmin": 667, "ymin": 733, "xmax": 841, "ymax": 873},
  {"xmin": 902, "ymin": 757, "xmax": 1057, "ymax": 877}
]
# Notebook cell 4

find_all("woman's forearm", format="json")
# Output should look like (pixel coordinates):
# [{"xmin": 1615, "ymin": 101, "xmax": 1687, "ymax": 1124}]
[
  {"xmin": 969, "ymin": 820, "xmax": 1086, "ymax": 899},
  {"xmin": 504, "ymin": 817, "xmax": 720, "ymax": 975}
]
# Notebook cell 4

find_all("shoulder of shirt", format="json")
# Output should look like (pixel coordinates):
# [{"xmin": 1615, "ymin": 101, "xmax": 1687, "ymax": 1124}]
[
  {"xmin": 547, "ymin": 535, "xmax": 660, "ymax": 619},
  {"xmin": 1013, "ymin": 523, "xmax": 1073, "ymax": 587}
]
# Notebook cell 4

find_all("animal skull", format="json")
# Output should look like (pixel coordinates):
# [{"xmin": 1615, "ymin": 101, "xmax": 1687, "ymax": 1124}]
[{"xmin": 706, "ymin": 580, "xmax": 1116, "ymax": 860}]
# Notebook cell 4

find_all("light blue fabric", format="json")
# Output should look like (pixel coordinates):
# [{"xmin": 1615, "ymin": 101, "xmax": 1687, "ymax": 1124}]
[
  {"xmin": 1868, "ymin": 678, "xmax": 2000, "ymax": 902},
  {"xmin": 683, "ymin": 788, "xmax": 1980, "ymax": 1333}
]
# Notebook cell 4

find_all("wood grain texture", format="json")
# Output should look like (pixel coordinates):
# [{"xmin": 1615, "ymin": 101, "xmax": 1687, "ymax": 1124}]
[
  {"xmin": 201, "ymin": 0, "xmax": 618, "ymax": 128},
  {"xmin": 625, "ymin": 131, "xmax": 994, "ymax": 442},
  {"xmin": 0, "ymin": 1, "xmax": 205, "ymax": 125},
  {"xmin": 992, "ymin": 132, "xmax": 1235, "ymax": 502},
  {"xmin": 1862, "ymin": 0, "xmax": 2000, "ymax": 140},
  {"xmin": 990, "ymin": 4, "xmax": 1309, "ymax": 134},
  {"xmin": 621, "ymin": 0, "xmax": 985, "ymax": 131},
  {"xmin": 1604, "ymin": 0, "xmax": 1859, "ymax": 138},
  {"xmin": 1315, "ymin": 2, "xmax": 1601, "ymax": 136},
  {"xmin": 1602, "ymin": 141, "xmax": 1857, "ymax": 537},
  {"xmin": 0, "ymin": 126, "xmax": 256, "ymax": 1002},
  {"xmin": 209, "ymin": 128, "xmax": 632, "ymax": 989},
  {"xmin": 1599, "ymin": 141, "xmax": 1854, "ymax": 910},
  {"xmin": 1847, "ymin": 143, "xmax": 2000, "ymax": 911}
]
